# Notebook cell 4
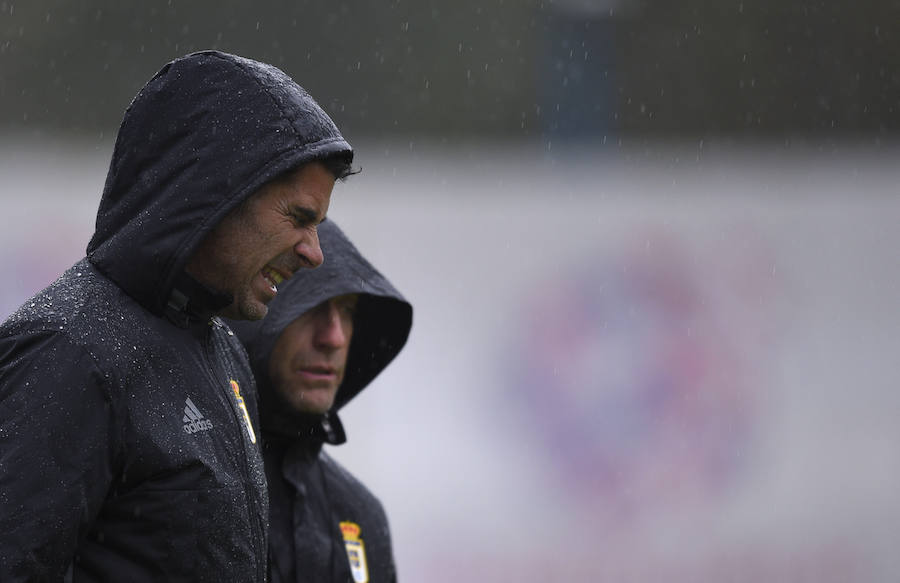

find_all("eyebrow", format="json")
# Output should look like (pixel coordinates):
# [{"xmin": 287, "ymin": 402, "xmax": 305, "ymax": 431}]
[{"xmin": 288, "ymin": 206, "xmax": 325, "ymax": 226}]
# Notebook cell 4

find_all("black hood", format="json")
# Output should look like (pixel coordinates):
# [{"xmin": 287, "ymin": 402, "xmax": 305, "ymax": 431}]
[
  {"xmin": 229, "ymin": 220, "xmax": 413, "ymax": 440},
  {"xmin": 87, "ymin": 50, "xmax": 352, "ymax": 318}
]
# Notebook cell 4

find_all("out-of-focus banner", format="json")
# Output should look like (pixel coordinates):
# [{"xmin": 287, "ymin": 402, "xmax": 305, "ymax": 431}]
[{"xmin": 3, "ymin": 139, "xmax": 899, "ymax": 581}]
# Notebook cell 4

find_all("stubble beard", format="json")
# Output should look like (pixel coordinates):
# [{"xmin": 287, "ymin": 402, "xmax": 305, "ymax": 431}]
[{"xmin": 231, "ymin": 289, "xmax": 269, "ymax": 321}]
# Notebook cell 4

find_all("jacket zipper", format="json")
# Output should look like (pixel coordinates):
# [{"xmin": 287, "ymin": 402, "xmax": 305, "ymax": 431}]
[{"xmin": 201, "ymin": 321, "xmax": 268, "ymax": 582}]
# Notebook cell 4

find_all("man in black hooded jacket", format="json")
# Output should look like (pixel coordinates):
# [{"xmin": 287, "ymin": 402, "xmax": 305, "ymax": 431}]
[
  {"xmin": 0, "ymin": 51, "xmax": 353, "ymax": 581},
  {"xmin": 228, "ymin": 220, "xmax": 413, "ymax": 583}
]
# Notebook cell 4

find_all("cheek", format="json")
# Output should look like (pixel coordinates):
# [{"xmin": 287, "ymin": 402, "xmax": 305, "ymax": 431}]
[
  {"xmin": 343, "ymin": 321, "xmax": 355, "ymax": 344},
  {"xmin": 268, "ymin": 342, "xmax": 290, "ymax": 382},
  {"xmin": 271, "ymin": 331, "xmax": 313, "ymax": 372},
  {"xmin": 272, "ymin": 358, "xmax": 291, "ymax": 384}
]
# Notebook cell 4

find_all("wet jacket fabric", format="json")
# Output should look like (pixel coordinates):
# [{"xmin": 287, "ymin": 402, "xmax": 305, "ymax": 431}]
[
  {"xmin": 0, "ymin": 50, "xmax": 352, "ymax": 582},
  {"xmin": 229, "ymin": 220, "xmax": 413, "ymax": 583}
]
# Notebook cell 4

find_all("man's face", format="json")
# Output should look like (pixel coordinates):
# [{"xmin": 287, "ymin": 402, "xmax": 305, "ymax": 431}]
[
  {"xmin": 185, "ymin": 162, "xmax": 335, "ymax": 321},
  {"xmin": 268, "ymin": 294, "xmax": 359, "ymax": 415}
]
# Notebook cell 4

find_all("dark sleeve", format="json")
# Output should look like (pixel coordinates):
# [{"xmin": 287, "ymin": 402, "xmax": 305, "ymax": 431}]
[{"xmin": 0, "ymin": 332, "xmax": 117, "ymax": 582}]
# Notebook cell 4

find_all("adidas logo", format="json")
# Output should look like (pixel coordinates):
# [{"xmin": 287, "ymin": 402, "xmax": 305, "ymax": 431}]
[{"xmin": 182, "ymin": 397, "xmax": 214, "ymax": 434}]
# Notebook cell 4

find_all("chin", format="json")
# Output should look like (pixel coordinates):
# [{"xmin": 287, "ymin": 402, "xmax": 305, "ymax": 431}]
[
  {"xmin": 299, "ymin": 405, "xmax": 331, "ymax": 416},
  {"xmin": 292, "ymin": 395, "xmax": 332, "ymax": 416},
  {"xmin": 244, "ymin": 309, "xmax": 268, "ymax": 321},
  {"xmin": 235, "ymin": 299, "xmax": 269, "ymax": 321}
]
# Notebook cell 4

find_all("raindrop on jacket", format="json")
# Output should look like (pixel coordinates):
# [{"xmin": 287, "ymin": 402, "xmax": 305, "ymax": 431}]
[{"xmin": 0, "ymin": 50, "xmax": 352, "ymax": 582}]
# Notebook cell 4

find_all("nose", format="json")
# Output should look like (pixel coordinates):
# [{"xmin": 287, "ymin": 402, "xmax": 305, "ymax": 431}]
[
  {"xmin": 313, "ymin": 304, "xmax": 348, "ymax": 349},
  {"xmin": 295, "ymin": 228, "xmax": 324, "ymax": 268}
]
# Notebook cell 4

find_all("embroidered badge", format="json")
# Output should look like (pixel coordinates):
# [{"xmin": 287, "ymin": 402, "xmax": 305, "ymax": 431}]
[
  {"xmin": 340, "ymin": 521, "xmax": 369, "ymax": 583},
  {"xmin": 229, "ymin": 379, "xmax": 257, "ymax": 444}
]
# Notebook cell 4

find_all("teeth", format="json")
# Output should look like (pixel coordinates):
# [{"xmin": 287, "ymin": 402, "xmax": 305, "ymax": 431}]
[
  {"xmin": 262, "ymin": 267, "xmax": 284, "ymax": 290},
  {"xmin": 262, "ymin": 269, "xmax": 281, "ymax": 293}
]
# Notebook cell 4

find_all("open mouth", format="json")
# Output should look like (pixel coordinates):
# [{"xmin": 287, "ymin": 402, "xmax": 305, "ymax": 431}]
[{"xmin": 261, "ymin": 266, "xmax": 286, "ymax": 292}]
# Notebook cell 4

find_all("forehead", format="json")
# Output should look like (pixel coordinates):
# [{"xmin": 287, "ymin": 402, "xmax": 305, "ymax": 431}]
[
  {"xmin": 251, "ymin": 161, "xmax": 335, "ymax": 217},
  {"xmin": 308, "ymin": 293, "xmax": 360, "ymax": 315},
  {"xmin": 290, "ymin": 293, "xmax": 360, "ymax": 322},
  {"xmin": 330, "ymin": 293, "xmax": 360, "ymax": 307}
]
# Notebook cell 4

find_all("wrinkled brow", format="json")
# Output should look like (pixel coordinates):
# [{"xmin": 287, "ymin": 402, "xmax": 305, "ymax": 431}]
[{"xmin": 288, "ymin": 206, "xmax": 324, "ymax": 226}]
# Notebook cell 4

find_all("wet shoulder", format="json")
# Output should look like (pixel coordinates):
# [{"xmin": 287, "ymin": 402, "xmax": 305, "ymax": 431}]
[{"xmin": 3, "ymin": 259, "xmax": 172, "ymax": 379}]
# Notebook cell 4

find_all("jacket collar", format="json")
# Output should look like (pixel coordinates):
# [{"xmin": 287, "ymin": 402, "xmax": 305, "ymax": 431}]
[
  {"xmin": 262, "ymin": 408, "xmax": 347, "ymax": 446},
  {"xmin": 164, "ymin": 272, "xmax": 233, "ymax": 328}
]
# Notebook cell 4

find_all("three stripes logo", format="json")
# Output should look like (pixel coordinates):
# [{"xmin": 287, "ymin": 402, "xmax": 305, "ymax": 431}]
[{"xmin": 183, "ymin": 397, "xmax": 214, "ymax": 434}]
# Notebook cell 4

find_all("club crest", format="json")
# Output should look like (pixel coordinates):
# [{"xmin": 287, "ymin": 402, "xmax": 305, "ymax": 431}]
[
  {"xmin": 229, "ymin": 379, "xmax": 257, "ymax": 444},
  {"xmin": 340, "ymin": 521, "xmax": 369, "ymax": 583}
]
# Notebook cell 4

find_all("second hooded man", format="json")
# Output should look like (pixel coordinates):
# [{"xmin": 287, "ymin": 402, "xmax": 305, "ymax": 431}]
[{"xmin": 229, "ymin": 220, "xmax": 413, "ymax": 583}]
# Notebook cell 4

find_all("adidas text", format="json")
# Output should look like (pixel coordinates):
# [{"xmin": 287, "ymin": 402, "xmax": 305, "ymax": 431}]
[{"xmin": 184, "ymin": 419, "xmax": 214, "ymax": 434}]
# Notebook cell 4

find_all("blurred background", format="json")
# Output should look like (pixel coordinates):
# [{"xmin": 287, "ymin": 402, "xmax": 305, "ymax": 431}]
[{"xmin": 2, "ymin": 1, "xmax": 900, "ymax": 580}]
